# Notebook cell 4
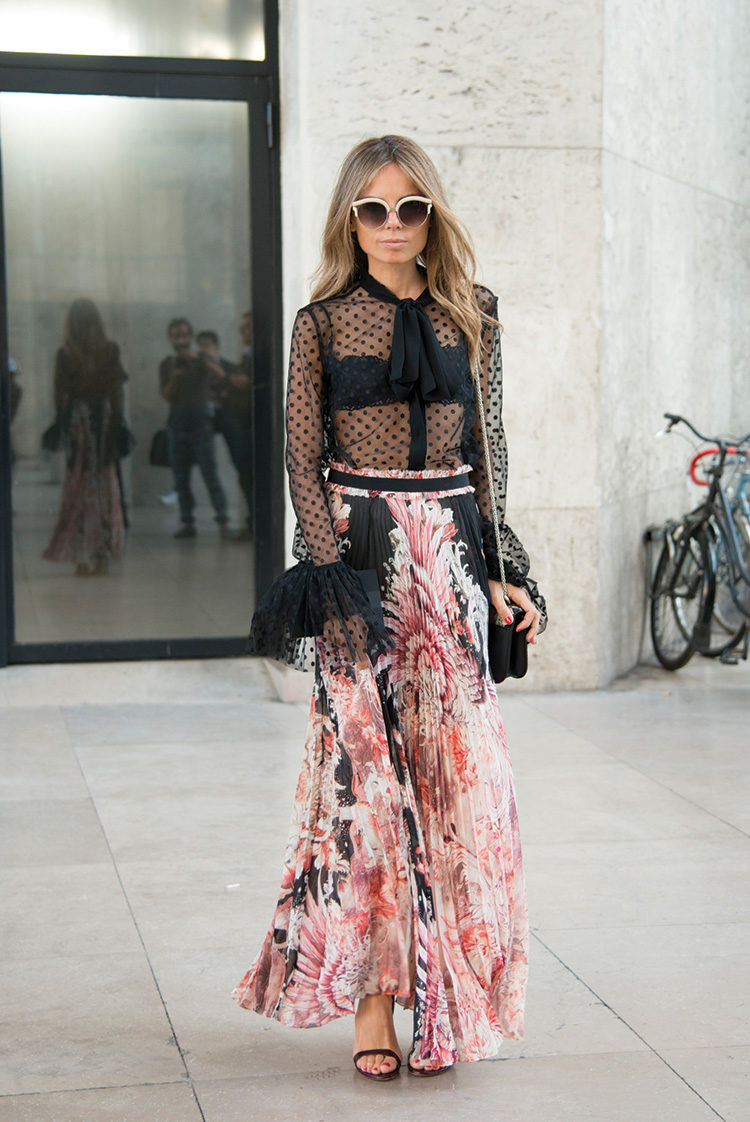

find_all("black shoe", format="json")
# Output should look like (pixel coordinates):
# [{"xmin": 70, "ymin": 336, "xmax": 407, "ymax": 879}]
[
  {"xmin": 353, "ymin": 1049, "xmax": 402, "ymax": 1082},
  {"xmin": 174, "ymin": 524, "xmax": 196, "ymax": 539},
  {"xmin": 407, "ymin": 1049, "xmax": 454, "ymax": 1077},
  {"xmin": 352, "ymin": 995, "xmax": 400, "ymax": 1081}
]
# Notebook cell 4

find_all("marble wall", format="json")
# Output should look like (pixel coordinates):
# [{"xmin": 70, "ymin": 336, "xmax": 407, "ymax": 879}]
[
  {"xmin": 278, "ymin": 0, "xmax": 749, "ymax": 690},
  {"xmin": 598, "ymin": 0, "xmax": 750, "ymax": 683}
]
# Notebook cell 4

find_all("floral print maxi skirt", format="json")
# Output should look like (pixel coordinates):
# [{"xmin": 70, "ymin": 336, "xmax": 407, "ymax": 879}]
[
  {"xmin": 233, "ymin": 462, "xmax": 529, "ymax": 1069},
  {"xmin": 42, "ymin": 407, "xmax": 124, "ymax": 568}
]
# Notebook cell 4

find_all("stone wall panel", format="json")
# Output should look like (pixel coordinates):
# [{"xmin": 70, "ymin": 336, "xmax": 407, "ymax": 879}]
[{"xmin": 279, "ymin": 0, "xmax": 748, "ymax": 689}]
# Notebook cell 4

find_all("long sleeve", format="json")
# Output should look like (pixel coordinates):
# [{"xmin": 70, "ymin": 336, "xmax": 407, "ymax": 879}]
[
  {"xmin": 53, "ymin": 350, "xmax": 69, "ymax": 418},
  {"xmin": 470, "ymin": 296, "xmax": 548, "ymax": 632},
  {"xmin": 108, "ymin": 346, "xmax": 127, "ymax": 417},
  {"xmin": 285, "ymin": 308, "xmax": 341, "ymax": 566},
  {"xmin": 159, "ymin": 356, "xmax": 175, "ymax": 402},
  {"xmin": 247, "ymin": 306, "xmax": 394, "ymax": 671}
]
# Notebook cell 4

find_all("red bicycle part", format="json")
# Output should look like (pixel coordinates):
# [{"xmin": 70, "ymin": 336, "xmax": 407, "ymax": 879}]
[{"xmin": 690, "ymin": 446, "xmax": 738, "ymax": 486}]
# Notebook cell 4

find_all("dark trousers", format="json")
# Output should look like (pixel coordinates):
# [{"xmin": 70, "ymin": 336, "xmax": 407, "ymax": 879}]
[
  {"xmin": 215, "ymin": 405, "xmax": 253, "ymax": 530},
  {"xmin": 168, "ymin": 419, "xmax": 228, "ymax": 525}
]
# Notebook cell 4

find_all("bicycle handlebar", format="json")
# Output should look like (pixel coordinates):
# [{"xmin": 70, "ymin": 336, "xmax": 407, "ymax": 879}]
[{"xmin": 663, "ymin": 412, "xmax": 750, "ymax": 449}]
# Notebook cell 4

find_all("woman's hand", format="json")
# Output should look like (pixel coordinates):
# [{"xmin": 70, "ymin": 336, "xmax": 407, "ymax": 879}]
[{"xmin": 488, "ymin": 579, "xmax": 542, "ymax": 644}]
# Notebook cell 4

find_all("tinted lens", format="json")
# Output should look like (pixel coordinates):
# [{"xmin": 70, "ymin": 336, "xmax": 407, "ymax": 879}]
[
  {"xmin": 398, "ymin": 199, "xmax": 429, "ymax": 227},
  {"xmin": 356, "ymin": 201, "xmax": 388, "ymax": 228}
]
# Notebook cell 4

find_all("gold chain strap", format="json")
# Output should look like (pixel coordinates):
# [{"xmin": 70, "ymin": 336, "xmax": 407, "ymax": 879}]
[{"xmin": 470, "ymin": 357, "xmax": 508, "ymax": 602}]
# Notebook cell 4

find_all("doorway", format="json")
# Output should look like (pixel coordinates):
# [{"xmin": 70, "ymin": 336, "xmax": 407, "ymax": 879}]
[{"xmin": 0, "ymin": 18, "xmax": 283, "ymax": 665}]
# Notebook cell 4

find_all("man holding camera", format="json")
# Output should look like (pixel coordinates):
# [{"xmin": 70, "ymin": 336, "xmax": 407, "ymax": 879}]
[
  {"xmin": 158, "ymin": 317, "xmax": 230, "ymax": 538},
  {"xmin": 196, "ymin": 324, "xmax": 254, "ymax": 542}
]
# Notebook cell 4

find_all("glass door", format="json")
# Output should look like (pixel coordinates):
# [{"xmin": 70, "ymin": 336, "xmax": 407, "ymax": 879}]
[{"xmin": 0, "ymin": 91, "xmax": 269, "ymax": 648}]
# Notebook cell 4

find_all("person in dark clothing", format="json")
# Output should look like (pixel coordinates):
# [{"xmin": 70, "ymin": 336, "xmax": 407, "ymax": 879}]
[
  {"xmin": 159, "ymin": 317, "xmax": 231, "ymax": 539},
  {"xmin": 234, "ymin": 311, "xmax": 255, "ymax": 540},
  {"xmin": 196, "ymin": 328, "xmax": 253, "ymax": 540},
  {"xmin": 8, "ymin": 357, "xmax": 22, "ymax": 466},
  {"xmin": 233, "ymin": 136, "xmax": 546, "ymax": 1082},
  {"xmin": 42, "ymin": 298, "xmax": 126, "ymax": 574}
]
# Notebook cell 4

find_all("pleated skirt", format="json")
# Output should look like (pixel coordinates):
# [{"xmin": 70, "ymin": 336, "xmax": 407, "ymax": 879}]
[
  {"xmin": 42, "ymin": 405, "xmax": 124, "ymax": 567},
  {"xmin": 233, "ymin": 461, "xmax": 529, "ymax": 1068}
]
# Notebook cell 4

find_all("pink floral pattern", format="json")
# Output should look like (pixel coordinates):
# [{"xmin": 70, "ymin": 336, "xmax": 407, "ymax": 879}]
[
  {"xmin": 42, "ymin": 403, "xmax": 124, "ymax": 567},
  {"xmin": 233, "ymin": 465, "xmax": 528, "ymax": 1066}
]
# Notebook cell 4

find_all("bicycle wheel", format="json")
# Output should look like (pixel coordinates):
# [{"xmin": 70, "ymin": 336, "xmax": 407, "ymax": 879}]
[{"xmin": 650, "ymin": 527, "xmax": 708, "ymax": 670}]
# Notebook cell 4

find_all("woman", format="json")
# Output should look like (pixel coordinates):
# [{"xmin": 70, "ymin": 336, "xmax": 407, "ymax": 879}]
[
  {"xmin": 42, "ymin": 298, "xmax": 126, "ymax": 575},
  {"xmin": 233, "ymin": 136, "xmax": 547, "ymax": 1080}
]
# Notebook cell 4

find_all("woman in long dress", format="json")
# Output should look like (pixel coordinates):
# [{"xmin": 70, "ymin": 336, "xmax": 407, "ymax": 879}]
[
  {"xmin": 42, "ymin": 298, "xmax": 126, "ymax": 575},
  {"xmin": 234, "ymin": 135, "xmax": 547, "ymax": 1080}
]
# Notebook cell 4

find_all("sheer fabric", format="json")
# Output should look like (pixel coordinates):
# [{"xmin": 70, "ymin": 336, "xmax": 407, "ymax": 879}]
[
  {"xmin": 42, "ymin": 343, "xmax": 126, "ymax": 567},
  {"xmin": 54, "ymin": 342, "xmax": 127, "ymax": 469},
  {"xmin": 248, "ymin": 270, "xmax": 546, "ymax": 671},
  {"xmin": 235, "ymin": 467, "xmax": 529, "ymax": 1065}
]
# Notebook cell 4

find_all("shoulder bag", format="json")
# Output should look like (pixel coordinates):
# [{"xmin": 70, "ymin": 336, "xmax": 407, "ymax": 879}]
[{"xmin": 149, "ymin": 427, "xmax": 171, "ymax": 467}]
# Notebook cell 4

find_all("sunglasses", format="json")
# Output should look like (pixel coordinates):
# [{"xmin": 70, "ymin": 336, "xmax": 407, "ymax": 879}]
[{"xmin": 351, "ymin": 195, "xmax": 433, "ymax": 230}]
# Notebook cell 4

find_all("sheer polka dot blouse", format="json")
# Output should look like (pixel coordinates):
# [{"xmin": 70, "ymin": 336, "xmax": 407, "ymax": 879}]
[{"xmin": 284, "ymin": 270, "xmax": 545, "ymax": 629}]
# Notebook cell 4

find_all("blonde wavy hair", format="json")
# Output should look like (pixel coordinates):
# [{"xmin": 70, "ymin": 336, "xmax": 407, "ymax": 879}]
[{"xmin": 310, "ymin": 135, "xmax": 499, "ymax": 369}]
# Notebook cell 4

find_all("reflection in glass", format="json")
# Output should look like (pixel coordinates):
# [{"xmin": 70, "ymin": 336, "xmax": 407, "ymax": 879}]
[
  {"xmin": 41, "ymin": 298, "xmax": 127, "ymax": 576},
  {"xmin": 159, "ymin": 317, "xmax": 231, "ymax": 537},
  {"xmin": 1, "ymin": 92, "xmax": 254, "ymax": 643},
  {"xmin": 0, "ymin": 0, "xmax": 265, "ymax": 60},
  {"xmin": 197, "ymin": 319, "xmax": 254, "ymax": 540}
]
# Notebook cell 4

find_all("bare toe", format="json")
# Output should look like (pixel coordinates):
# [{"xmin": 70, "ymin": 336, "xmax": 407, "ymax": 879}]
[{"xmin": 353, "ymin": 994, "xmax": 401, "ymax": 1076}]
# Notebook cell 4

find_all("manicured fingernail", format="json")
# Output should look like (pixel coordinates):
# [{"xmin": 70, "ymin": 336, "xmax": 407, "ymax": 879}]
[{"xmin": 504, "ymin": 615, "xmax": 513, "ymax": 624}]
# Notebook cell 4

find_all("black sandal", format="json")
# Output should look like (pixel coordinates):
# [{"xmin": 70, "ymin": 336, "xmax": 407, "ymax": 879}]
[
  {"xmin": 407, "ymin": 1050, "xmax": 454, "ymax": 1077},
  {"xmin": 353, "ymin": 1048, "xmax": 402, "ymax": 1081},
  {"xmin": 352, "ymin": 995, "xmax": 400, "ymax": 1081}
]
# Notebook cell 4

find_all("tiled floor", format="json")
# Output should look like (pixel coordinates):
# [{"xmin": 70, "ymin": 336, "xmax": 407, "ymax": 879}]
[
  {"xmin": 10, "ymin": 454, "xmax": 254, "ymax": 643},
  {"xmin": 0, "ymin": 653, "xmax": 748, "ymax": 1121}
]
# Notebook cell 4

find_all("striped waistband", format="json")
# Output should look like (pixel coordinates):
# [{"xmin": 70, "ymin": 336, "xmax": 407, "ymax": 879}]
[{"xmin": 327, "ymin": 467, "xmax": 472, "ymax": 493}]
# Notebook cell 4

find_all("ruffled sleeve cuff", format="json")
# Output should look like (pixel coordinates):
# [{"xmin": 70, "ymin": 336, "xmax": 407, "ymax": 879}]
[
  {"xmin": 247, "ymin": 559, "xmax": 395, "ymax": 672},
  {"xmin": 479, "ymin": 515, "xmax": 548, "ymax": 634}
]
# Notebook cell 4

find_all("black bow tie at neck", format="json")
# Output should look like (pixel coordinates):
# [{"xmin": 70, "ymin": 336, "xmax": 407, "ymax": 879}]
[
  {"xmin": 388, "ymin": 298, "xmax": 460, "ymax": 403},
  {"xmin": 387, "ymin": 298, "xmax": 462, "ymax": 470}
]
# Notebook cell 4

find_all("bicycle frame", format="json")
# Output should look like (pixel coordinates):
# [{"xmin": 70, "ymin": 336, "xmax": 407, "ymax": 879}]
[
  {"xmin": 698, "ymin": 450, "xmax": 750, "ymax": 614},
  {"xmin": 735, "ymin": 470, "xmax": 750, "ymax": 542}
]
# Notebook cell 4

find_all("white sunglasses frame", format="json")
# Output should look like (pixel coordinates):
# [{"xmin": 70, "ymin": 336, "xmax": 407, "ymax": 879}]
[{"xmin": 350, "ymin": 195, "xmax": 433, "ymax": 229}]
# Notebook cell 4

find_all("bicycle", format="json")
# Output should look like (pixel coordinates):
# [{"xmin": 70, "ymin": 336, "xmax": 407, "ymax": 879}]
[
  {"xmin": 691, "ymin": 445, "xmax": 750, "ymax": 643},
  {"xmin": 648, "ymin": 413, "xmax": 750, "ymax": 671}
]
